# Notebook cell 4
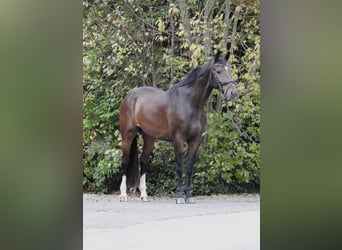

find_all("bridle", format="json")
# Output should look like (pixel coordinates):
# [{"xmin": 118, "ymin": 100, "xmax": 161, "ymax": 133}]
[{"xmin": 211, "ymin": 64, "xmax": 236, "ymax": 94}]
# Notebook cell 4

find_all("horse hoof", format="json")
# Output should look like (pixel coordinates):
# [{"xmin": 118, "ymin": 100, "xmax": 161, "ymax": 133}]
[
  {"xmin": 119, "ymin": 196, "xmax": 128, "ymax": 202},
  {"xmin": 176, "ymin": 198, "xmax": 186, "ymax": 204},
  {"xmin": 185, "ymin": 197, "xmax": 196, "ymax": 204},
  {"xmin": 141, "ymin": 196, "xmax": 149, "ymax": 202}
]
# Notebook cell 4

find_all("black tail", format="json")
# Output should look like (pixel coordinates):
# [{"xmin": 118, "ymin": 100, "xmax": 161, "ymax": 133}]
[{"xmin": 126, "ymin": 136, "xmax": 139, "ymax": 188}]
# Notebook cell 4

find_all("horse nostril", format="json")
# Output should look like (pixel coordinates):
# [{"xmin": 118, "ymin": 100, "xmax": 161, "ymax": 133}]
[
  {"xmin": 225, "ymin": 89, "xmax": 238, "ymax": 101},
  {"xmin": 233, "ymin": 90, "xmax": 238, "ymax": 98}
]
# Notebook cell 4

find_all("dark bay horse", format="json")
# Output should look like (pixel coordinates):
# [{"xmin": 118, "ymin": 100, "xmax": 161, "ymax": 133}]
[{"xmin": 119, "ymin": 51, "xmax": 238, "ymax": 204}]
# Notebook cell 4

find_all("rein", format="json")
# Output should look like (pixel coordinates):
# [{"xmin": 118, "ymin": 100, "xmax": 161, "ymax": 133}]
[{"xmin": 225, "ymin": 102, "xmax": 260, "ymax": 145}]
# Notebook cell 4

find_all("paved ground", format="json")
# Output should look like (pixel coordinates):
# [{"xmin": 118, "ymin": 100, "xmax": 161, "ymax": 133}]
[{"xmin": 83, "ymin": 193, "xmax": 260, "ymax": 250}]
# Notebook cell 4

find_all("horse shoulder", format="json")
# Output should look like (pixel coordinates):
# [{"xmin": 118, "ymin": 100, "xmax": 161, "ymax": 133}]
[{"xmin": 187, "ymin": 111, "xmax": 206, "ymax": 137}]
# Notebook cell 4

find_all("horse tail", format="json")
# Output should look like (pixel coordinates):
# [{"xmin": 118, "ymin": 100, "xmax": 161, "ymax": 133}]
[{"xmin": 126, "ymin": 135, "xmax": 139, "ymax": 189}]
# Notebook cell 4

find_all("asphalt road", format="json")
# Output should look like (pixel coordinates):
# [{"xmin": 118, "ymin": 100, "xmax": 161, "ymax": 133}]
[{"xmin": 83, "ymin": 193, "xmax": 260, "ymax": 250}]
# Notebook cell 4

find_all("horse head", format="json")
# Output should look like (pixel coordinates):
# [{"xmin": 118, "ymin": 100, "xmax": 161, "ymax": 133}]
[{"xmin": 210, "ymin": 50, "xmax": 238, "ymax": 101}]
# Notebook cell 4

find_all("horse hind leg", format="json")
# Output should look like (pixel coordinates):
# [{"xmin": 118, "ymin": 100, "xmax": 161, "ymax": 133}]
[
  {"xmin": 139, "ymin": 133, "xmax": 155, "ymax": 202},
  {"xmin": 119, "ymin": 94, "xmax": 139, "ymax": 202},
  {"xmin": 119, "ymin": 175, "xmax": 128, "ymax": 202},
  {"xmin": 139, "ymin": 173, "xmax": 148, "ymax": 202},
  {"xmin": 119, "ymin": 134, "xmax": 137, "ymax": 202},
  {"xmin": 119, "ymin": 141, "xmax": 130, "ymax": 202}
]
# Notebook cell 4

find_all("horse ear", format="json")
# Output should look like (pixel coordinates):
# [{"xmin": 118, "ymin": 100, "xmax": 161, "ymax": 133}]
[
  {"xmin": 225, "ymin": 51, "xmax": 230, "ymax": 61},
  {"xmin": 214, "ymin": 50, "xmax": 221, "ymax": 62}
]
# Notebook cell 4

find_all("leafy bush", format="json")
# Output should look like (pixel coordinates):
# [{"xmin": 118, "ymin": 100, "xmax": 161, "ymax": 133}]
[
  {"xmin": 83, "ymin": 133, "xmax": 122, "ymax": 193},
  {"xmin": 196, "ymin": 104, "xmax": 260, "ymax": 194}
]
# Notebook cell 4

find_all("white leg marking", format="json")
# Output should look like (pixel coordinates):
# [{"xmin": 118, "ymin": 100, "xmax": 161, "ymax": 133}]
[
  {"xmin": 119, "ymin": 175, "xmax": 128, "ymax": 202},
  {"xmin": 139, "ymin": 174, "xmax": 148, "ymax": 201}
]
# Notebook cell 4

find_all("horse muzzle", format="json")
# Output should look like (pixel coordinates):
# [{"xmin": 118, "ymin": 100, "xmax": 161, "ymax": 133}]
[
  {"xmin": 223, "ymin": 83, "xmax": 238, "ymax": 101},
  {"xmin": 225, "ymin": 90, "xmax": 238, "ymax": 101}
]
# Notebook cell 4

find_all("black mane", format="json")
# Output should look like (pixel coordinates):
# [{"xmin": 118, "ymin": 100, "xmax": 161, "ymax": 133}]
[
  {"xmin": 172, "ymin": 67, "xmax": 199, "ymax": 88},
  {"xmin": 170, "ymin": 60, "xmax": 214, "ymax": 90}
]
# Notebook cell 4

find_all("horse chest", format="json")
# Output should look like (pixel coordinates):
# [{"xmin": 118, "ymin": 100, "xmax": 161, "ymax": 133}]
[
  {"xmin": 189, "ymin": 121, "xmax": 201, "ymax": 134},
  {"xmin": 185, "ymin": 117, "xmax": 203, "ymax": 140}
]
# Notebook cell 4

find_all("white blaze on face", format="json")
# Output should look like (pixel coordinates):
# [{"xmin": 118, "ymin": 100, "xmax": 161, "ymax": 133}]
[
  {"xmin": 139, "ymin": 174, "xmax": 148, "ymax": 198},
  {"xmin": 224, "ymin": 66, "xmax": 229, "ymax": 73}
]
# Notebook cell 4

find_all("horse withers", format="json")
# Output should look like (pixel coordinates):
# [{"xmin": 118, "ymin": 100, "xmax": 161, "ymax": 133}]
[{"xmin": 119, "ymin": 51, "xmax": 238, "ymax": 204}]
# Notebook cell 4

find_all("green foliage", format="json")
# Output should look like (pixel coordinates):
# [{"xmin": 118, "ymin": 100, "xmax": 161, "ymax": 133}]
[
  {"xmin": 83, "ymin": 132, "xmax": 122, "ymax": 193},
  {"xmin": 196, "ymin": 107, "xmax": 260, "ymax": 194},
  {"xmin": 83, "ymin": 0, "xmax": 260, "ymax": 194},
  {"xmin": 147, "ymin": 141, "xmax": 177, "ymax": 196}
]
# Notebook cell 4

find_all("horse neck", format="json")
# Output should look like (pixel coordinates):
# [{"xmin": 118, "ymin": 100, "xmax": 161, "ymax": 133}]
[{"xmin": 188, "ymin": 65, "xmax": 213, "ymax": 109}]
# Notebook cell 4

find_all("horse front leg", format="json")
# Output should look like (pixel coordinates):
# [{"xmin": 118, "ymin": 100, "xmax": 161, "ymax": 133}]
[
  {"xmin": 184, "ymin": 139, "xmax": 201, "ymax": 204},
  {"xmin": 184, "ymin": 154, "xmax": 196, "ymax": 204},
  {"xmin": 173, "ymin": 137, "xmax": 185, "ymax": 204}
]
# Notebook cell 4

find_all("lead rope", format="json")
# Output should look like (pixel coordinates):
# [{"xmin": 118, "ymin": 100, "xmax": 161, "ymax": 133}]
[
  {"xmin": 211, "ymin": 66, "xmax": 259, "ymax": 144},
  {"xmin": 225, "ymin": 102, "xmax": 260, "ymax": 144}
]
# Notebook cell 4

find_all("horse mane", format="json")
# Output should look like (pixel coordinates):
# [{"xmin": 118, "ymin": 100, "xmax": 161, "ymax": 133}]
[
  {"xmin": 170, "ymin": 60, "xmax": 213, "ymax": 90},
  {"xmin": 172, "ymin": 67, "xmax": 199, "ymax": 88}
]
